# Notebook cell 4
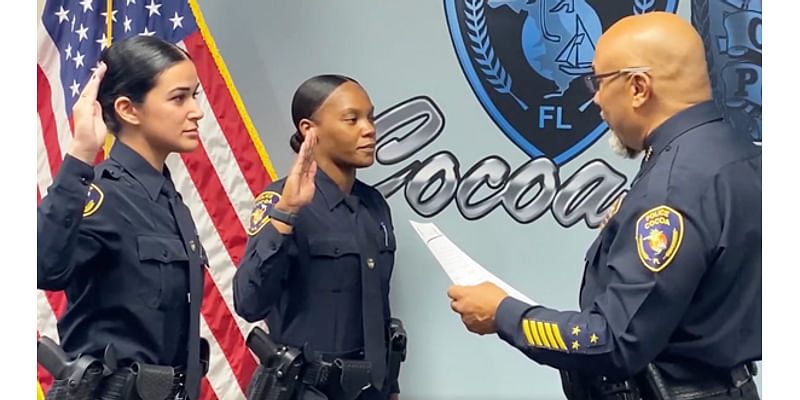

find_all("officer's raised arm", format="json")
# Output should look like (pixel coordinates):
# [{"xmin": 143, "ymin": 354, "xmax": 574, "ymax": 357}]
[
  {"xmin": 233, "ymin": 130, "xmax": 317, "ymax": 322},
  {"xmin": 37, "ymin": 63, "xmax": 109, "ymax": 290}
]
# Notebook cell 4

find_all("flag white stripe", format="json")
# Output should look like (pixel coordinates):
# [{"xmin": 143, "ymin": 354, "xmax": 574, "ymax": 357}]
[
  {"xmin": 36, "ymin": 291, "xmax": 60, "ymax": 344},
  {"xmin": 37, "ymin": 116, "xmax": 54, "ymax": 197}
]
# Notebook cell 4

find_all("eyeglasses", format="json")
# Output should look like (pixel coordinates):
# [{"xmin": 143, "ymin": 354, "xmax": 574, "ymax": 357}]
[{"xmin": 583, "ymin": 67, "xmax": 651, "ymax": 93}]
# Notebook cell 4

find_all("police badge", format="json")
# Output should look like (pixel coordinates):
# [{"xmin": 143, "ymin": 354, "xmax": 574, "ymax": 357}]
[
  {"xmin": 247, "ymin": 191, "xmax": 281, "ymax": 236},
  {"xmin": 635, "ymin": 205, "xmax": 684, "ymax": 272},
  {"xmin": 83, "ymin": 183, "xmax": 104, "ymax": 218}
]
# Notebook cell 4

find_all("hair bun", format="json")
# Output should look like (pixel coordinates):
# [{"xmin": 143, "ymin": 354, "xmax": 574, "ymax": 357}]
[{"xmin": 289, "ymin": 131, "xmax": 303, "ymax": 153}]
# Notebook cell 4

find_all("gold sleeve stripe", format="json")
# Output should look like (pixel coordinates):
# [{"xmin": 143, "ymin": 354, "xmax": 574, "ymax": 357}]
[
  {"xmin": 529, "ymin": 320, "xmax": 544, "ymax": 347},
  {"xmin": 536, "ymin": 321, "xmax": 552, "ymax": 348},
  {"xmin": 544, "ymin": 323, "xmax": 560, "ymax": 351},
  {"xmin": 522, "ymin": 320, "xmax": 535, "ymax": 346},
  {"xmin": 551, "ymin": 323, "xmax": 568, "ymax": 351}
]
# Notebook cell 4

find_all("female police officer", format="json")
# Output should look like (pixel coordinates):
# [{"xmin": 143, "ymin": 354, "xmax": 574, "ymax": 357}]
[
  {"xmin": 38, "ymin": 36, "xmax": 208, "ymax": 400},
  {"xmin": 234, "ymin": 75, "xmax": 400, "ymax": 400}
]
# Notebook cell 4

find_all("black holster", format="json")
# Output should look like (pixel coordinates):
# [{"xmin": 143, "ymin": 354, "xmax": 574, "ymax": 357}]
[
  {"xmin": 42, "ymin": 343, "xmax": 115, "ymax": 400},
  {"xmin": 246, "ymin": 348, "xmax": 372, "ymax": 400},
  {"xmin": 307, "ymin": 358, "xmax": 372, "ymax": 400},
  {"xmin": 386, "ymin": 318, "xmax": 407, "ymax": 390},
  {"xmin": 45, "ymin": 360, "xmax": 106, "ymax": 400}
]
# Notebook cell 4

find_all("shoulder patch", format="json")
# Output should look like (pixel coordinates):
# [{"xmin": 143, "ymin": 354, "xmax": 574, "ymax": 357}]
[
  {"xmin": 247, "ymin": 191, "xmax": 281, "ymax": 236},
  {"xmin": 635, "ymin": 205, "xmax": 684, "ymax": 272},
  {"xmin": 83, "ymin": 183, "xmax": 104, "ymax": 218}
]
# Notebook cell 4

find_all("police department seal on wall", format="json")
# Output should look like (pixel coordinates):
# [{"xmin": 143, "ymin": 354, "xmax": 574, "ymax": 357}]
[
  {"xmin": 692, "ymin": 0, "xmax": 761, "ymax": 144},
  {"xmin": 444, "ymin": 0, "xmax": 678, "ymax": 164}
]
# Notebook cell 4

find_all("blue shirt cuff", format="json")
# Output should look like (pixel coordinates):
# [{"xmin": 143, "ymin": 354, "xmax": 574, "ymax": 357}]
[
  {"xmin": 496, "ymin": 296, "xmax": 539, "ymax": 340},
  {"xmin": 52, "ymin": 154, "xmax": 95, "ymax": 198}
]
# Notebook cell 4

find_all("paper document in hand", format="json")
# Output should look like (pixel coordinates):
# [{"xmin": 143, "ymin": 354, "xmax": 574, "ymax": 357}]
[{"xmin": 409, "ymin": 220, "xmax": 538, "ymax": 306}]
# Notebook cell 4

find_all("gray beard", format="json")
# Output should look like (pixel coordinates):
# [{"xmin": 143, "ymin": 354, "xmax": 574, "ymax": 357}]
[
  {"xmin": 602, "ymin": 111, "xmax": 640, "ymax": 159},
  {"xmin": 608, "ymin": 131, "xmax": 640, "ymax": 159}
]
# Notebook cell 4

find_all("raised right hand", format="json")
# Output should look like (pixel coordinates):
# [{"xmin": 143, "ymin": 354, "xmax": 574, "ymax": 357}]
[
  {"xmin": 68, "ymin": 62, "xmax": 108, "ymax": 164},
  {"xmin": 275, "ymin": 129, "xmax": 318, "ymax": 214}
]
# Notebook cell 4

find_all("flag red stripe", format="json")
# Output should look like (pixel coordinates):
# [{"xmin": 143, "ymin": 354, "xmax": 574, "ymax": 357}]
[
  {"xmin": 201, "ymin": 271, "xmax": 255, "ymax": 394},
  {"xmin": 37, "ymin": 64, "xmax": 63, "ymax": 179},
  {"xmin": 183, "ymin": 32, "xmax": 272, "ymax": 196},
  {"xmin": 200, "ymin": 378, "xmax": 220, "ymax": 400}
]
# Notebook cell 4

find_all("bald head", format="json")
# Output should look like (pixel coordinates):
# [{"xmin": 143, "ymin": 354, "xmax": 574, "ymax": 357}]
[{"xmin": 595, "ymin": 12, "xmax": 712, "ymax": 106}]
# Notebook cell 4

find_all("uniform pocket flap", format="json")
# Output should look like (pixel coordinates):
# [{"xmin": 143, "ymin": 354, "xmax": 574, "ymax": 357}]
[
  {"xmin": 308, "ymin": 235, "xmax": 359, "ymax": 258},
  {"xmin": 137, "ymin": 235, "xmax": 188, "ymax": 263}
]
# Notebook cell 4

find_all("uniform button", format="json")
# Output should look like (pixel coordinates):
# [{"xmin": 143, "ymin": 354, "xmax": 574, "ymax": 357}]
[
  {"xmin": 79, "ymin": 177, "xmax": 89, "ymax": 185},
  {"xmin": 367, "ymin": 258, "xmax": 375, "ymax": 269},
  {"xmin": 665, "ymin": 145, "xmax": 672, "ymax": 152},
  {"xmin": 162, "ymin": 249, "xmax": 169, "ymax": 259},
  {"xmin": 271, "ymin": 242, "xmax": 277, "ymax": 251},
  {"xmin": 64, "ymin": 217, "xmax": 72, "ymax": 227},
  {"xmin": 334, "ymin": 247, "xmax": 340, "ymax": 255}
]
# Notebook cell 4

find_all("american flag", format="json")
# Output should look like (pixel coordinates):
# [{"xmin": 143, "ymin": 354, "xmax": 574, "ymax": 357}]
[{"xmin": 36, "ymin": 1, "xmax": 275, "ymax": 398}]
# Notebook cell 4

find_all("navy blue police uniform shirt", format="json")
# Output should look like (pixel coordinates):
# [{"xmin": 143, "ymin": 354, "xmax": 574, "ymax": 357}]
[
  {"xmin": 37, "ymin": 141, "xmax": 206, "ymax": 368},
  {"xmin": 233, "ymin": 168, "xmax": 397, "ymax": 385},
  {"xmin": 494, "ymin": 101, "xmax": 762, "ymax": 382}
]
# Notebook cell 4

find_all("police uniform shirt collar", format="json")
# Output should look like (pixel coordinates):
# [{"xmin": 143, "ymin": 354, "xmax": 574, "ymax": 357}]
[
  {"xmin": 643, "ymin": 100, "xmax": 723, "ymax": 159},
  {"xmin": 109, "ymin": 141, "xmax": 167, "ymax": 201},
  {"xmin": 315, "ymin": 168, "xmax": 369, "ymax": 211}
]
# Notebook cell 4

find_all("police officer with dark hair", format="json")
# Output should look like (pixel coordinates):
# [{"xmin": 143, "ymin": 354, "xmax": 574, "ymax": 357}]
[
  {"xmin": 234, "ymin": 75, "xmax": 404, "ymax": 400},
  {"xmin": 447, "ymin": 12, "xmax": 761, "ymax": 400},
  {"xmin": 38, "ymin": 36, "xmax": 209, "ymax": 400}
]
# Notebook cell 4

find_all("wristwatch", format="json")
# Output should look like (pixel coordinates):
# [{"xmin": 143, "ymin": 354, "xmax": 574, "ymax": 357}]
[{"xmin": 267, "ymin": 206, "xmax": 297, "ymax": 226}]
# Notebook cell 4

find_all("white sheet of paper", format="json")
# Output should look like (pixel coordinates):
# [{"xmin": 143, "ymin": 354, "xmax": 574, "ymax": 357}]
[{"xmin": 409, "ymin": 220, "xmax": 538, "ymax": 306}]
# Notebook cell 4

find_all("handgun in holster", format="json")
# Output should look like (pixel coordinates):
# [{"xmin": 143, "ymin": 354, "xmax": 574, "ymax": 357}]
[
  {"xmin": 245, "ymin": 327, "xmax": 372, "ymax": 400},
  {"xmin": 37, "ymin": 336, "xmax": 114, "ymax": 400},
  {"xmin": 387, "ymin": 318, "xmax": 407, "ymax": 387},
  {"xmin": 245, "ymin": 326, "xmax": 306, "ymax": 400}
]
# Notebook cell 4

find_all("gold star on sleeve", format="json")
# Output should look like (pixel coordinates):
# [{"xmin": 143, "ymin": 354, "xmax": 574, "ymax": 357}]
[
  {"xmin": 571, "ymin": 340, "xmax": 580, "ymax": 350},
  {"xmin": 590, "ymin": 333, "xmax": 599, "ymax": 344},
  {"xmin": 571, "ymin": 326, "xmax": 581, "ymax": 336}
]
